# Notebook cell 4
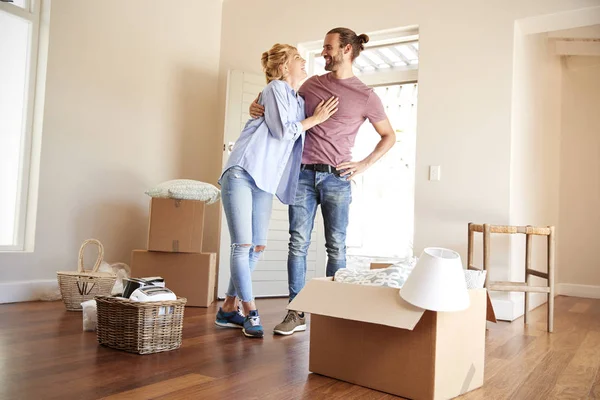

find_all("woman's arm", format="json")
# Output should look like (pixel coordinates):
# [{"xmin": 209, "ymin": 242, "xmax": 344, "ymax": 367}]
[{"xmin": 261, "ymin": 81, "xmax": 338, "ymax": 140}]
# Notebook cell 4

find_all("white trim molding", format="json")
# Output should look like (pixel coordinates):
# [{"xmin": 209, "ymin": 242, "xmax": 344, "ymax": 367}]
[
  {"xmin": 491, "ymin": 285, "xmax": 600, "ymax": 321},
  {"xmin": 490, "ymin": 293, "xmax": 549, "ymax": 321},
  {"xmin": 358, "ymin": 65, "xmax": 418, "ymax": 87},
  {"xmin": 557, "ymin": 283, "xmax": 600, "ymax": 299},
  {"xmin": 298, "ymin": 25, "xmax": 419, "ymax": 55},
  {"xmin": 0, "ymin": 280, "xmax": 59, "ymax": 304},
  {"xmin": 555, "ymin": 40, "xmax": 600, "ymax": 56},
  {"xmin": 489, "ymin": 298, "xmax": 523, "ymax": 322},
  {"xmin": 517, "ymin": 6, "xmax": 600, "ymax": 36}
]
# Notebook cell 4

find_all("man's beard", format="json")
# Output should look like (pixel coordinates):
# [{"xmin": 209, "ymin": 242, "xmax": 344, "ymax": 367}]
[{"xmin": 324, "ymin": 52, "xmax": 343, "ymax": 72}]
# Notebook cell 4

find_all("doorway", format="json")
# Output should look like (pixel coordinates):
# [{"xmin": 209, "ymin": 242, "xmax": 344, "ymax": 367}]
[{"xmin": 346, "ymin": 83, "xmax": 418, "ymax": 269}]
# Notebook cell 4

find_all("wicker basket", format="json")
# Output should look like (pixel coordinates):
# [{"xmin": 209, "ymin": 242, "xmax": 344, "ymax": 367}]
[
  {"xmin": 96, "ymin": 296, "xmax": 187, "ymax": 355},
  {"xmin": 57, "ymin": 239, "xmax": 116, "ymax": 311}
]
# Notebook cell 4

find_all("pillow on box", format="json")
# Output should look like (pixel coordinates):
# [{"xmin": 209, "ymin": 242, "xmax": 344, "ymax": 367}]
[
  {"xmin": 334, "ymin": 263, "xmax": 415, "ymax": 289},
  {"xmin": 145, "ymin": 179, "xmax": 221, "ymax": 205}
]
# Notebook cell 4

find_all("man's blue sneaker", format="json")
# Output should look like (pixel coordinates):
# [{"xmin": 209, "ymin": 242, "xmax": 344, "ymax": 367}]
[
  {"xmin": 215, "ymin": 307, "xmax": 244, "ymax": 329},
  {"xmin": 242, "ymin": 310, "xmax": 264, "ymax": 338}
]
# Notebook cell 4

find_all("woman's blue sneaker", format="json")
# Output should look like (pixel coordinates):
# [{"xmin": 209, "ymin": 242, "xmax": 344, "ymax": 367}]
[
  {"xmin": 242, "ymin": 310, "xmax": 264, "ymax": 338},
  {"xmin": 215, "ymin": 307, "xmax": 245, "ymax": 329}
]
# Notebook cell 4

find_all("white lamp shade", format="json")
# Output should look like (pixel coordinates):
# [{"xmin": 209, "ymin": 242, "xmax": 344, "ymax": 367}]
[{"xmin": 399, "ymin": 247, "xmax": 470, "ymax": 312}]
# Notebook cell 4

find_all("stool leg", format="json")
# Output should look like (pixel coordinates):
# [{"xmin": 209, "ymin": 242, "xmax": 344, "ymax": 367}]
[
  {"xmin": 548, "ymin": 292, "xmax": 554, "ymax": 333},
  {"xmin": 525, "ymin": 293, "xmax": 530, "ymax": 324},
  {"xmin": 525, "ymin": 231, "xmax": 532, "ymax": 325},
  {"xmin": 483, "ymin": 224, "xmax": 491, "ymax": 287},
  {"xmin": 548, "ymin": 226, "xmax": 556, "ymax": 333},
  {"xmin": 468, "ymin": 223, "xmax": 474, "ymax": 269}
]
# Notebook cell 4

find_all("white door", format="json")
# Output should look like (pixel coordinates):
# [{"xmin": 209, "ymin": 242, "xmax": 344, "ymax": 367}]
[{"xmin": 218, "ymin": 70, "xmax": 326, "ymax": 299}]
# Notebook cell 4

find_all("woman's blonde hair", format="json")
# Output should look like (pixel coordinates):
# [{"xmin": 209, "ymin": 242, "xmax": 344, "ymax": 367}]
[{"xmin": 261, "ymin": 43, "xmax": 298, "ymax": 83}]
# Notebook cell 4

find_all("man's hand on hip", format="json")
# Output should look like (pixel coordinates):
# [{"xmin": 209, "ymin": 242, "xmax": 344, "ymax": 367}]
[
  {"xmin": 336, "ymin": 160, "xmax": 370, "ymax": 179},
  {"xmin": 338, "ymin": 119, "xmax": 396, "ymax": 178}
]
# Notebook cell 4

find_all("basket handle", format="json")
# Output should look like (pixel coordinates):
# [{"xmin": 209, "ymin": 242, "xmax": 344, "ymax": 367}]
[{"xmin": 77, "ymin": 239, "xmax": 105, "ymax": 273}]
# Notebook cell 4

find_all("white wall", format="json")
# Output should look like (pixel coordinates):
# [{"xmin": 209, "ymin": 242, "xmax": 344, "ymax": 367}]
[
  {"xmin": 557, "ymin": 57, "xmax": 600, "ymax": 297},
  {"xmin": 218, "ymin": 0, "xmax": 598, "ymax": 318},
  {"xmin": 508, "ymin": 32, "xmax": 563, "ymax": 315},
  {"xmin": 0, "ymin": 0, "xmax": 223, "ymax": 302}
]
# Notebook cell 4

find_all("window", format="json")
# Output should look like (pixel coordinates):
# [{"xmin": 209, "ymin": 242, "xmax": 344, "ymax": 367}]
[
  {"xmin": 312, "ymin": 41, "xmax": 419, "ymax": 75},
  {"xmin": 0, "ymin": 0, "xmax": 46, "ymax": 251}
]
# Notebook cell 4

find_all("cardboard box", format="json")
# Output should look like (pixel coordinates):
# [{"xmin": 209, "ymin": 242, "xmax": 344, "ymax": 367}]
[
  {"xmin": 131, "ymin": 250, "xmax": 216, "ymax": 307},
  {"xmin": 147, "ymin": 198, "xmax": 205, "ymax": 253},
  {"xmin": 288, "ymin": 274, "xmax": 494, "ymax": 400}
]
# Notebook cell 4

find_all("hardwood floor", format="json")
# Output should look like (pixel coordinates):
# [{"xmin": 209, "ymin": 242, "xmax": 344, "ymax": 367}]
[{"xmin": 1, "ymin": 295, "xmax": 599, "ymax": 399}]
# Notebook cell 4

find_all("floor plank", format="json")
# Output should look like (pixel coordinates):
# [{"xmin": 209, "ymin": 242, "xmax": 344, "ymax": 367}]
[
  {"xmin": 591, "ymin": 368, "xmax": 600, "ymax": 399},
  {"xmin": 547, "ymin": 330, "xmax": 600, "ymax": 399},
  {"xmin": 101, "ymin": 374, "xmax": 214, "ymax": 400},
  {"xmin": 0, "ymin": 295, "xmax": 599, "ymax": 399}
]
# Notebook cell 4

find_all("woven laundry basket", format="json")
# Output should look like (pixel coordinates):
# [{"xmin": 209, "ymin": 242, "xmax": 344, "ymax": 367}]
[
  {"xmin": 57, "ymin": 239, "xmax": 116, "ymax": 311},
  {"xmin": 95, "ymin": 296, "xmax": 187, "ymax": 354}
]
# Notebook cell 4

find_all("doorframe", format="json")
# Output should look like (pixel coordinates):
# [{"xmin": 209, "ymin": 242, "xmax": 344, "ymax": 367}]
[
  {"xmin": 499, "ymin": 5, "xmax": 600, "ymax": 320},
  {"xmin": 217, "ymin": 70, "xmax": 245, "ymax": 300}
]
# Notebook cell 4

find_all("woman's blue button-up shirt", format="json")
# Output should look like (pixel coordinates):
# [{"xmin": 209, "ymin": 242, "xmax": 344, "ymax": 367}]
[{"xmin": 219, "ymin": 79, "xmax": 305, "ymax": 205}]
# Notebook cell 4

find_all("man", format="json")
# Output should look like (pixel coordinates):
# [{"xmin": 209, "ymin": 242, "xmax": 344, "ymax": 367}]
[{"xmin": 250, "ymin": 27, "xmax": 396, "ymax": 335}]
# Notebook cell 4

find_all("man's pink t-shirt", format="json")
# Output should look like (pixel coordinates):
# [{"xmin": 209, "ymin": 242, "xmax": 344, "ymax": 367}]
[{"xmin": 298, "ymin": 73, "xmax": 387, "ymax": 167}]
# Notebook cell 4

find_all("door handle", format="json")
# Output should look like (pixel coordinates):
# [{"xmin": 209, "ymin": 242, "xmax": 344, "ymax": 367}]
[{"xmin": 227, "ymin": 142, "xmax": 235, "ymax": 154}]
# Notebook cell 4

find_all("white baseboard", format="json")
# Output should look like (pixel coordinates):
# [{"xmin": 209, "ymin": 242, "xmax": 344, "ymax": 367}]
[
  {"xmin": 490, "ymin": 284, "xmax": 600, "ymax": 321},
  {"xmin": 491, "ymin": 293, "xmax": 548, "ymax": 321},
  {"xmin": 490, "ymin": 298, "xmax": 522, "ymax": 321},
  {"xmin": 557, "ymin": 283, "xmax": 600, "ymax": 299},
  {"xmin": 0, "ymin": 280, "xmax": 59, "ymax": 304}
]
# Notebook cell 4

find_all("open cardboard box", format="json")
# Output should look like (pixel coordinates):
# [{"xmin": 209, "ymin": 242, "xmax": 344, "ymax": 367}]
[{"xmin": 287, "ymin": 263, "xmax": 496, "ymax": 400}]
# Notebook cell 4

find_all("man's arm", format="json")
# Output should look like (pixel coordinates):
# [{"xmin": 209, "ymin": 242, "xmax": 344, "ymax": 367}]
[
  {"xmin": 249, "ymin": 89, "xmax": 338, "ymax": 132},
  {"xmin": 337, "ymin": 118, "xmax": 396, "ymax": 178},
  {"xmin": 249, "ymin": 94, "xmax": 265, "ymax": 118}
]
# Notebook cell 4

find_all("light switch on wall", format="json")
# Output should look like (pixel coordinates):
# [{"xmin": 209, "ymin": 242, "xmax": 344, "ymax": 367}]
[{"xmin": 429, "ymin": 165, "xmax": 441, "ymax": 181}]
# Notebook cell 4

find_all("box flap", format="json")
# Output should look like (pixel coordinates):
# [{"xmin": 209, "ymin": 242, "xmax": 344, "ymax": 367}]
[
  {"xmin": 486, "ymin": 292, "xmax": 497, "ymax": 323},
  {"xmin": 287, "ymin": 277, "xmax": 426, "ymax": 330}
]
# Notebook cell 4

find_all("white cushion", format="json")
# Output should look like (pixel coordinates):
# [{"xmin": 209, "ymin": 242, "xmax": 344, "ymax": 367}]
[
  {"xmin": 334, "ymin": 264, "xmax": 415, "ymax": 288},
  {"xmin": 335, "ymin": 261, "xmax": 487, "ymax": 291},
  {"xmin": 145, "ymin": 179, "xmax": 220, "ymax": 204},
  {"xmin": 464, "ymin": 269, "xmax": 487, "ymax": 289}
]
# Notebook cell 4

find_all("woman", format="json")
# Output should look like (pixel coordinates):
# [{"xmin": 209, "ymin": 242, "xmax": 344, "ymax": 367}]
[{"xmin": 215, "ymin": 44, "xmax": 338, "ymax": 338}]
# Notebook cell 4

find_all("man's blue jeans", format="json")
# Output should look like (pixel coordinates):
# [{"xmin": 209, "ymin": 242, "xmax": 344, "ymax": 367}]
[{"xmin": 287, "ymin": 169, "xmax": 352, "ymax": 301}]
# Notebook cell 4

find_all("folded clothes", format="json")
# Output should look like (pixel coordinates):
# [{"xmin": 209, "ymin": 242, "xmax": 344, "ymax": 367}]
[
  {"xmin": 334, "ymin": 263, "xmax": 415, "ymax": 288},
  {"xmin": 464, "ymin": 269, "xmax": 487, "ymax": 289},
  {"xmin": 334, "ymin": 261, "xmax": 487, "ymax": 290}
]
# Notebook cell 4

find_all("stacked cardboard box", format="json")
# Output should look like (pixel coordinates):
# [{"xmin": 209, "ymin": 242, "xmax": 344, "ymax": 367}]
[{"xmin": 130, "ymin": 198, "xmax": 216, "ymax": 307}]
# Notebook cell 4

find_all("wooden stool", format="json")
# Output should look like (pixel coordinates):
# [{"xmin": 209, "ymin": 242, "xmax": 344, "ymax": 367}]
[{"xmin": 467, "ymin": 223, "xmax": 556, "ymax": 332}]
